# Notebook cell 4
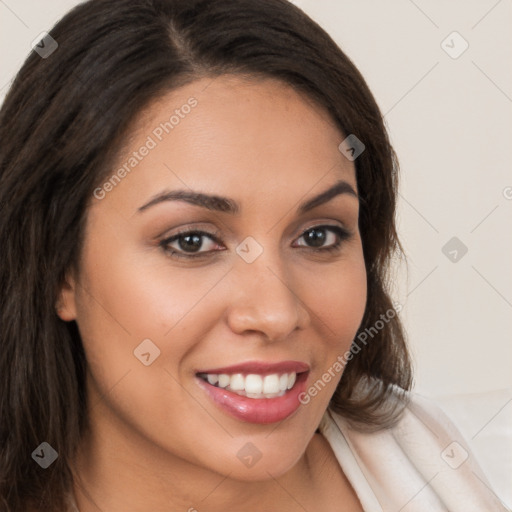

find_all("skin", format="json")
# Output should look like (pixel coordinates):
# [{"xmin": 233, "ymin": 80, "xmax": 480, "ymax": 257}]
[{"xmin": 58, "ymin": 75, "xmax": 367, "ymax": 511}]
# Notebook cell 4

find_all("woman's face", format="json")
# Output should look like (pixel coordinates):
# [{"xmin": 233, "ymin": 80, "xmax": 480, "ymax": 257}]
[{"xmin": 60, "ymin": 75, "xmax": 367, "ymax": 480}]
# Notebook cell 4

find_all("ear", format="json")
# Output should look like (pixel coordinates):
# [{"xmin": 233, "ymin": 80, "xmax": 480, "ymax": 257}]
[{"xmin": 56, "ymin": 272, "xmax": 78, "ymax": 321}]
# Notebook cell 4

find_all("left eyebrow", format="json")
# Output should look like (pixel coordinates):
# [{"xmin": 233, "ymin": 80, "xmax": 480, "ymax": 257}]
[
  {"xmin": 137, "ymin": 179, "xmax": 358, "ymax": 214},
  {"xmin": 297, "ymin": 180, "xmax": 358, "ymax": 214}
]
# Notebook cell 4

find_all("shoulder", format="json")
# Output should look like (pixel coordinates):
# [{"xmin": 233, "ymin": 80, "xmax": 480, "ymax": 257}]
[{"xmin": 320, "ymin": 386, "xmax": 509, "ymax": 511}]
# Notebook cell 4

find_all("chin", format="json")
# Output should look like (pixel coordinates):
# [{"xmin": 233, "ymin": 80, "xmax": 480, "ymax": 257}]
[{"xmin": 204, "ymin": 427, "xmax": 313, "ymax": 482}]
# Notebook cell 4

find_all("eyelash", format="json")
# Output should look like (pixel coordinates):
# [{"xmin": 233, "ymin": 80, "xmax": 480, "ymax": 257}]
[{"xmin": 159, "ymin": 225, "xmax": 352, "ymax": 260}]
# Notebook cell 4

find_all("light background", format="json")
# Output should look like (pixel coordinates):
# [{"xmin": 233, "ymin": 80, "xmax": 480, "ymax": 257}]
[{"xmin": 1, "ymin": 0, "xmax": 511, "ymax": 398}]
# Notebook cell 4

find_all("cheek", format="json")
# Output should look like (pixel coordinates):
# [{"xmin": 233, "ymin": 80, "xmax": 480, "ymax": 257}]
[
  {"xmin": 72, "ymin": 230, "xmax": 235, "ymax": 436},
  {"xmin": 73, "ymin": 242, "xmax": 234, "ymax": 460},
  {"xmin": 75, "ymin": 231, "xmax": 230, "ymax": 354},
  {"xmin": 295, "ymin": 245, "xmax": 367, "ymax": 389},
  {"xmin": 301, "ymin": 248, "xmax": 367, "ymax": 346}
]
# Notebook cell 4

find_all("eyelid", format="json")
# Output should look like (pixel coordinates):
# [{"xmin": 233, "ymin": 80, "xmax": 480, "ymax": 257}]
[
  {"xmin": 298, "ymin": 220, "xmax": 347, "ymax": 235},
  {"xmin": 159, "ymin": 224, "xmax": 222, "ymax": 242}
]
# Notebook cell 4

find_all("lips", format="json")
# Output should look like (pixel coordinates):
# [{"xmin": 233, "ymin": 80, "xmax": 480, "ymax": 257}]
[{"xmin": 195, "ymin": 360, "xmax": 309, "ymax": 424}]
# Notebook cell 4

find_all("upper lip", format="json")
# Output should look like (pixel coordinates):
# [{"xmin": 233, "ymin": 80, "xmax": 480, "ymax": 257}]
[{"xmin": 195, "ymin": 360, "xmax": 310, "ymax": 375}]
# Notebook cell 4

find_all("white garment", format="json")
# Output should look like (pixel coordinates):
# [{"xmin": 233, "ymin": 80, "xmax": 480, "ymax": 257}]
[
  {"xmin": 67, "ymin": 392, "xmax": 509, "ymax": 511},
  {"xmin": 318, "ymin": 393, "xmax": 509, "ymax": 511}
]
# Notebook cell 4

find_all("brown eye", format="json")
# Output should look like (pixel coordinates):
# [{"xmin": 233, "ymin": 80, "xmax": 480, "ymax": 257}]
[
  {"xmin": 295, "ymin": 225, "xmax": 350, "ymax": 250},
  {"xmin": 160, "ymin": 230, "xmax": 223, "ymax": 258},
  {"xmin": 177, "ymin": 233, "xmax": 204, "ymax": 253},
  {"xmin": 302, "ymin": 227, "xmax": 329, "ymax": 247}
]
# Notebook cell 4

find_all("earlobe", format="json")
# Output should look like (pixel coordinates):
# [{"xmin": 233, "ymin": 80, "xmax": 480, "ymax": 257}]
[{"xmin": 56, "ymin": 274, "xmax": 78, "ymax": 322}]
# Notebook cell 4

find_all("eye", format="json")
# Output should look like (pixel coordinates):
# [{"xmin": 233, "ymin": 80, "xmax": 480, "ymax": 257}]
[
  {"xmin": 294, "ymin": 225, "xmax": 351, "ymax": 251},
  {"xmin": 160, "ymin": 230, "xmax": 223, "ymax": 259},
  {"xmin": 159, "ymin": 224, "xmax": 352, "ymax": 261}
]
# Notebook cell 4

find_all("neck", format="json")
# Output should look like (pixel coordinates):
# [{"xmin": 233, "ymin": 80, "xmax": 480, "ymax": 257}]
[{"xmin": 71, "ymin": 405, "xmax": 319, "ymax": 512}]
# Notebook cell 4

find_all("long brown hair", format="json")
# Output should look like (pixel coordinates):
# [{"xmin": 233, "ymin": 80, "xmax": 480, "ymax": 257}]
[{"xmin": 0, "ymin": 0, "xmax": 412, "ymax": 509}]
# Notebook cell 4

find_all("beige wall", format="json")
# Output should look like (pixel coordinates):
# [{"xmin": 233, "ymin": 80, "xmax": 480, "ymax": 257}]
[
  {"xmin": 293, "ymin": 0, "xmax": 512, "ymax": 396},
  {"xmin": 1, "ymin": 0, "xmax": 510, "ymax": 397}
]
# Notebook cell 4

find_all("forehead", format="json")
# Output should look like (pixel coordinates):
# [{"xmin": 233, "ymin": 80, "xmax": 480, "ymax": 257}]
[{"xmin": 93, "ymin": 75, "xmax": 356, "ymax": 215}]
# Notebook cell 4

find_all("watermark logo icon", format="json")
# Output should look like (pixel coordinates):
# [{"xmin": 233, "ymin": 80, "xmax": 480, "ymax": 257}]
[
  {"xmin": 339, "ymin": 134, "xmax": 365, "ymax": 161},
  {"xmin": 31, "ymin": 32, "xmax": 58, "ymax": 59},
  {"xmin": 32, "ymin": 442, "xmax": 58, "ymax": 468},
  {"xmin": 236, "ymin": 236, "xmax": 264, "ymax": 264},
  {"xmin": 442, "ymin": 236, "xmax": 468, "ymax": 263},
  {"xmin": 134, "ymin": 338, "xmax": 161, "ymax": 366},
  {"xmin": 441, "ymin": 31, "xmax": 469, "ymax": 59},
  {"xmin": 236, "ymin": 442, "xmax": 262, "ymax": 468},
  {"xmin": 441, "ymin": 441, "xmax": 468, "ymax": 469}
]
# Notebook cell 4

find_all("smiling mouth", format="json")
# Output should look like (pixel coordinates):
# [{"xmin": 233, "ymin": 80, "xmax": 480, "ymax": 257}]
[
  {"xmin": 197, "ymin": 371, "xmax": 298, "ymax": 399},
  {"xmin": 195, "ymin": 361, "xmax": 310, "ymax": 423}
]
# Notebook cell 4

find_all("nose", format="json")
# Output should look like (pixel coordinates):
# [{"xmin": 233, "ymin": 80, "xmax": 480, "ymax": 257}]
[{"xmin": 225, "ymin": 253, "xmax": 311, "ymax": 342}]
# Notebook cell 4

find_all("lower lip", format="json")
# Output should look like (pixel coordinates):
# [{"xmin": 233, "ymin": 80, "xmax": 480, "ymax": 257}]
[{"xmin": 196, "ymin": 372, "xmax": 309, "ymax": 424}]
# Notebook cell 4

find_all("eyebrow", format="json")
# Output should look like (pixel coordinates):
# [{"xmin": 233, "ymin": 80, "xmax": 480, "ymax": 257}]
[{"xmin": 137, "ymin": 179, "xmax": 358, "ymax": 215}]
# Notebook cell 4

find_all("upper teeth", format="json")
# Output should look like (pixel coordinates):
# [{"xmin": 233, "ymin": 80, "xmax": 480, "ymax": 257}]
[{"xmin": 199, "ymin": 372, "xmax": 297, "ymax": 399}]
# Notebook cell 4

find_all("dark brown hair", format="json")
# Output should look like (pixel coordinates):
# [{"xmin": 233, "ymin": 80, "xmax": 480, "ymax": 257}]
[{"xmin": 0, "ymin": 0, "xmax": 412, "ymax": 509}]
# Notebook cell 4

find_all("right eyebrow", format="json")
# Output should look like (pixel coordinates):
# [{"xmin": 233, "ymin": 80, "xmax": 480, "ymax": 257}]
[{"xmin": 137, "ymin": 190, "xmax": 240, "ymax": 214}]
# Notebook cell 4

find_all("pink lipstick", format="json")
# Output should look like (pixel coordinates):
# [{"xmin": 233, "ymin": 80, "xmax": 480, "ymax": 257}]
[{"xmin": 195, "ymin": 360, "xmax": 309, "ymax": 424}]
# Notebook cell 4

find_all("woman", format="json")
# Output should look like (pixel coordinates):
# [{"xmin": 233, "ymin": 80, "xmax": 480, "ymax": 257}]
[{"xmin": 0, "ymin": 0, "xmax": 506, "ymax": 510}]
